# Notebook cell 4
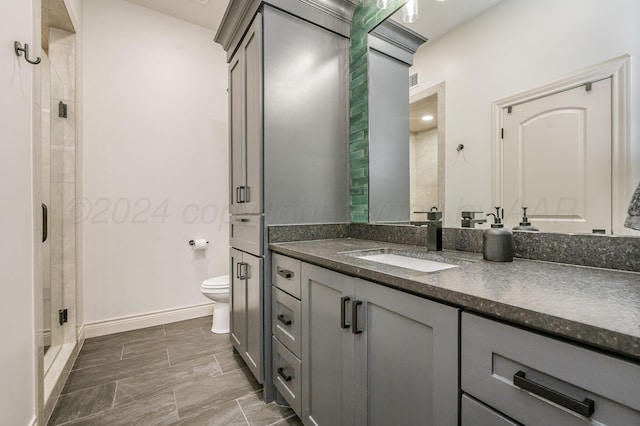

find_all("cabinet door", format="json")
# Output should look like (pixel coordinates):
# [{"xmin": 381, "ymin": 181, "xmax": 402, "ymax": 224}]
[
  {"xmin": 229, "ymin": 16, "xmax": 262, "ymax": 215},
  {"xmin": 302, "ymin": 263, "xmax": 355, "ymax": 426},
  {"xmin": 230, "ymin": 248, "xmax": 245, "ymax": 352},
  {"xmin": 354, "ymin": 279, "xmax": 459, "ymax": 426},
  {"xmin": 229, "ymin": 53, "xmax": 244, "ymax": 215},
  {"xmin": 244, "ymin": 252, "xmax": 263, "ymax": 382},
  {"xmin": 242, "ymin": 17, "xmax": 263, "ymax": 215}
]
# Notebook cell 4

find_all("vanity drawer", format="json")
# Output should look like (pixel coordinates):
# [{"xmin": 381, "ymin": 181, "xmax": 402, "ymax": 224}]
[
  {"xmin": 272, "ymin": 253, "xmax": 301, "ymax": 299},
  {"xmin": 272, "ymin": 286, "xmax": 301, "ymax": 358},
  {"xmin": 461, "ymin": 313, "xmax": 640, "ymax": 426},
  {"xmin": 461, "ymin": 394, "xmax": 519, "ymax": 426},
  {"xmin": 230, "ymin": 214, "xmax": 263, "ymax": 256},
  {"xmin": 273, "ymin": 336, "xmax": 302, "ymax": 416}
]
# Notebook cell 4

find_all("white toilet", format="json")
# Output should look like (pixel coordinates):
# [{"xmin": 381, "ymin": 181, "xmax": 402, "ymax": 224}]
[{"xmin": 200, "ymin": 275, "xmax": 230, "ymax": 334}]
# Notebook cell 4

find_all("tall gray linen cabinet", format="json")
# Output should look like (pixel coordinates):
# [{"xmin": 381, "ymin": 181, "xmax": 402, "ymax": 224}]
[{"xmin": 215, "ymin": 0, "xmax": 355, "ymax": 401}]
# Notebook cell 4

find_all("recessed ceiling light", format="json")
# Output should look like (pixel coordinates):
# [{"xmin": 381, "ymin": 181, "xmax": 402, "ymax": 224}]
[
  {"xmin": 421, "ymin": 115, "xmax": 434, "ymax": 121},
  {"xmin": 191, "ymin": 0, "xmax": 209, "ymax": 5}
]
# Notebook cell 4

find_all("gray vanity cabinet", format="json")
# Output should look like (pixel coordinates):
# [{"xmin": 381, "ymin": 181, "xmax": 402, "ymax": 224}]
[
  {"xmin": 230, "ymin": 248, "xmax": 263, "ymax": 381},
  {"xmin": 301, "ymin": 263, "xmax": 459, "ymax": 425}
]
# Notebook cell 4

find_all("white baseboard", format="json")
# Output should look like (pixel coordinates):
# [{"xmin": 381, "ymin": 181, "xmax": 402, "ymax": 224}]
[
  {"xmin": 83, "ymin": 302, "xmax": 214, "ymax": 339},
  {"xmin": 77, "ymin": 323, "xmax": 85, "ymax": 343}
]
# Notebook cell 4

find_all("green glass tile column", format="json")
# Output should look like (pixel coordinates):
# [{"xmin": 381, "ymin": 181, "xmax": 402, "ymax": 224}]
[{"xmin": 349, "ymin": 0, "xmax": 406, "ymax": 222}]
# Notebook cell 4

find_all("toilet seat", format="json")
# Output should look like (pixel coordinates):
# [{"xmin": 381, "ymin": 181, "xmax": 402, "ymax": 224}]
[{"xmin": 201, "ymin": 275, "xmax": 229, "ymax": 289}]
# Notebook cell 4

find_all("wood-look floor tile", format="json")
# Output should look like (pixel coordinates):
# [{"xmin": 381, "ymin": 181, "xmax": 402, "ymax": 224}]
[
  {"xmin": 174, "ymin": 367, "xmax": 260, "ymax": 420},
  {"xmin": 63, "ymin": 350, "xmax": 169, "ymax": 394},
  {"xmin": 82, "ymin": 325, "xmax": 165, "ymax": 350},
  {"xmin": 272, "ymin": 415, "xmax": 304, "ymax": 425},
  {"xmin": 114, "ymin": 355, "xmax": 223, "ymax": 407},
  {"xmin": 73, "ymin": 344, "xmax": 123, "ymax": 371},
  {"xmin": 164, "ymin": 316, "xmax": 212, "ymax": 336},
  {"xmin": 237, "ymin": 391, "xmax": 294, "ymax": 426},
  {"xmin": 47, "ymin": 382, "xmax": 116, "ymax": 425},
  {"xmin": 167, "ymin": 333, "xmax": 232, "ymax": 366},
  {"xmin": 171, "ymin": 399, "xmax": 247, "ymax": 426},
  {"xmin": 59, "ymin": 391, "xmax": 178, "ymax": 426},
  {"xmin": 215, "ymin": 350, "xmax": 246, "ymax": 373},
  {"xmin": 122, "ymin": 327, "xmax": 204, "ymax": 360}
]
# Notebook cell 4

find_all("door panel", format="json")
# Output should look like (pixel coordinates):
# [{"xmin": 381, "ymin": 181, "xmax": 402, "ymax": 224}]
[
  {"xmin": 244, "ymin": 252, "xmax": 263, "ymax": 382},
  {"xmin": 230, "ymin": 248, "xmax": 245, "ymax": 350},
  {"xmin": 229, "ymin": 55, "xmax": 243, "ymax": 214},
  {"xmin": 354, "ymin": 279, "xmax": 459, "ymax": 426},
  {"xmin": 302, "ymin": 263, "xmax": 355, "ymax": 426},
  {"xmin": 243, "ymin": 19, "xmax": 263, "ymax": 215},
  {"xmin": 503, "ymin": 79, "xmax": 612, "ymax": 233}
]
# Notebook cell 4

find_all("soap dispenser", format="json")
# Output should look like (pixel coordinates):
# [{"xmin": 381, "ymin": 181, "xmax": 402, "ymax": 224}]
[
  {"xmin": 513, "ymin": 207, "xmax": 539, "ymax": 232},
  {"xmin": 483, "ymin": 207, "xmax": 513, "ymax": 262}
]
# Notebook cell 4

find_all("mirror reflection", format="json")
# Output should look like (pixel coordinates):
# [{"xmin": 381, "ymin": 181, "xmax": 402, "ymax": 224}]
[{"xmin": 369, "ymin": 0, "xmax": 639, "ymax": 236}]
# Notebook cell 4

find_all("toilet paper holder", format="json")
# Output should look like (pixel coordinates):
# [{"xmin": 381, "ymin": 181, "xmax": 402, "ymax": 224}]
[{"xmin": 189, "ymin": 240, "xmax": 209, "ymax": 246}]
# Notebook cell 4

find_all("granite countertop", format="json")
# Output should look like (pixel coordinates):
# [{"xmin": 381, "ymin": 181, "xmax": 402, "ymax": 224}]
[{"xmin": 269, "ymin": 238, "xmax": 640, "ymax": 361}]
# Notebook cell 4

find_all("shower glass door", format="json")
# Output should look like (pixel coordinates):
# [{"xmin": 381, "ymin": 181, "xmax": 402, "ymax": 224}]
[{"xmin": 42, "ymin": 54, "xmax": 70, "ymax": 371}]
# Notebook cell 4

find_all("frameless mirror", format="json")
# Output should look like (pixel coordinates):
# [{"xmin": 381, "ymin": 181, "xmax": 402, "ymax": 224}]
[{"xmin": 368, "ymin": 0, "xmax": 639, "ymax": 236}]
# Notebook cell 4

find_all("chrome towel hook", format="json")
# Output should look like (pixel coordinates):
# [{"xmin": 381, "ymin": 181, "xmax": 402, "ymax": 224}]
[{"xmin": 14, "ymin": 41, "xmax": 41, "ymax": 65}]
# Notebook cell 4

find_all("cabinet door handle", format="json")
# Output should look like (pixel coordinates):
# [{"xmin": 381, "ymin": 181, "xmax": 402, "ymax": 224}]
[
  {"xmin": 244, "ymin": 186, "xmax": 250, "ymax": 203},
  {"xmin": 340, "ymin": 296, "xmax": 351, "ymax": 329},
  {"xmin": 276, "ymin": 268, "xmax": 293, "ymax": 279},
  {"xmin": 277, "ymin": 367, "xmax": 292, "ymax": 382},
  {"xmin": 42, "ymin": 203, "xmax": 48, "ymax": 243},
  {"xmin": 513, "ymin": 370, "xmax": 595, "ymax": 417},
  {"xmin": 235, "ymin": 186, "xmax": 243, "ymax": 203},
  {"xmin": 351, "ymin": 300, "xmax": 363, "ymax": 334},
  {"xmin": 277, "ymin": 314, "xmax": 292, "ymax": 326},
  {"xmin": 236, "ymin": 262, "xmax": 248, "ymax": 280}
]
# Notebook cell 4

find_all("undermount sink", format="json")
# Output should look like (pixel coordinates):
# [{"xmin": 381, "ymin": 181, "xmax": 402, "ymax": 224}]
[{"xmin": 342, "ymin": 248, "xmax": 460, "ymax": 273}]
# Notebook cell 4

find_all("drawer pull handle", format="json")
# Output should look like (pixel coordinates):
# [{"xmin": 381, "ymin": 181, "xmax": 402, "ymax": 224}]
[
  {"xmin": 352, "ymin": 300, "xmax": 363, "ymax": 335},
  {"xmin": 513, "ymin": 371, "xmax": 595, "ymax": 417},
  {"xmin": 277, "ymin": 314, "xmax": 292, "ymax": 326},
  {"xmin": 276, "ymin": 268, "xmax": 294, "ymax": 279},
  {"xmin": 277, "ymin": 367, "xmax": 293, "ymax": 382},
  {"xmin": 235, "ymin": 218, "xmax": 250, "ymax": 223},
  {"xmin": 340, "ymin": 296, "xmax": 351, "ymax": 329}
]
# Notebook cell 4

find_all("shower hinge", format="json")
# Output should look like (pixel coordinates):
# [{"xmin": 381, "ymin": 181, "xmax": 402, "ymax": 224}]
[
  {"xmin": 58, "ymin": 101, "xmax": 68, "ymax": 118},
  {"xmin": 59, "ymin": 308, "xmax": 68, "ymax": 325}
]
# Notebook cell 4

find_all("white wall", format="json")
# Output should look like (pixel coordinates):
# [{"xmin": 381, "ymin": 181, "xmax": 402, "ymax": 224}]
[
  {"xmin": 1, "ymin": 0, "xmax": 37, "ymax": 423},
  {"xmin": 410, "ymin": 128, "xmax": 439, "ymax": 221},
  {"xmin": 81, "ymin": 0, "xmax": 229, "ymax": 324},
  {"xmin": 411, "ymin": 0, "xmax": 640, "ymax": 228}
]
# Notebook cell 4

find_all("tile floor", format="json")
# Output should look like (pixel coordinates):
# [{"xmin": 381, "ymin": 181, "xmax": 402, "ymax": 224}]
[{"xmin": 48, "ymin": 316, "xmax": 302, "ymax": 425}]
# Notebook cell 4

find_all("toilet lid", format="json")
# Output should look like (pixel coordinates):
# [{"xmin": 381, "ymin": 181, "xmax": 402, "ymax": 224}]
[{"xmin": 202, "ymin": 275, "xmax": 229, "ymax": 288}]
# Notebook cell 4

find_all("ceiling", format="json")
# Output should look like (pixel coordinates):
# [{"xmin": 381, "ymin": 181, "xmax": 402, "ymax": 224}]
[
  {"xmin": 126, "ymin": 0, "xmax": 502, "ymax": 37},
  {"xmin": 126, "ymin": 0, "xmax": 231, "ymax": 31},
  {"xmin": 391, "ymin": 0, "xmax": 503, "ymax": 42}
]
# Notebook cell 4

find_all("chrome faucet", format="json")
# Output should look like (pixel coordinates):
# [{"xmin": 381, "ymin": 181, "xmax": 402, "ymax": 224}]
[{"xmin": 461, "ymin": 211, "xmax": 487, "ymax": 228}]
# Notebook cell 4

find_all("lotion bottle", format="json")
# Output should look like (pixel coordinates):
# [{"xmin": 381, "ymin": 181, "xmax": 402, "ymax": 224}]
[{"xmin": 483, "ymin": 207, "xmax": 514, "ymax": 262}]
